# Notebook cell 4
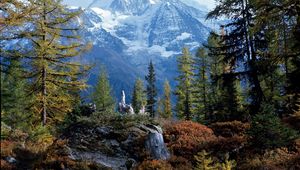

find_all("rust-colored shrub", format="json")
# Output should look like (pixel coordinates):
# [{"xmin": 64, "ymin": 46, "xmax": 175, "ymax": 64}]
[
  {"xmin": 239, "ymin": 147, "xmax": 300, "ymax": 170},
  {"xmin": 0, "ymin": 159, "xmax": 15, "ymax": 170},
  {"xmin": 164, "ymin": 121, "xmax": 217, "ymax": 159},
  {"xmin": 168, "ymin": 156, "xmax": 192, "ymax": 170},
  {"xmin": 295, "ymin": 138, "xmax": 300, "ymax": 153},
  {"xmin": 209, "ymin": 121, "xmax": 250, "ymax": 137},
  {"xmin": 207, "ymin": 135, "xmax": 247, "ymax": 153},
  {"xmin": 0, "ymin": 140, "xmax": 16, "ymax": 158},
  {"xmin": 35, "ymin": 140, "xmax": 76, "ymax": 169},
  {"xmin": 10, "ymin": 129, "xmax": 28, "ymax": 142},
  {"xmin": 137, "ymin": 160, "xmax": 172, "ymax": 170},
  {"xmin": 282, "ymin": 115, "xmax": 300, "ymax": 130}
]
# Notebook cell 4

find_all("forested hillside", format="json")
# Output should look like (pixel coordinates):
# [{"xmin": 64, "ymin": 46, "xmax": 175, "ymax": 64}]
[{"xmin": 1, "ymin": 0, "xmax": 299, "ymax": 169}]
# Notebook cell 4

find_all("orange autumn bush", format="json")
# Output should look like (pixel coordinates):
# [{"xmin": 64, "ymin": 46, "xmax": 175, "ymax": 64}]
[
  {"xmin": 295, "ymin": 138, "xmax": 300, "ymax": 153},
  {"xmin": 0, "ymin": 140, "xmax": 17, "ymax": 158},
  {"xmin": 164, "ymin": 121, "xmax": 217, "ymax": 159},
  {"xmin": 282, "ymin": 114, "xmax": 300, "ymax": 130},
  {"xmin": 239, "ymin": 147, "xmax": 300, "ymax": 170},
  {"xmin": 137, "ymin": 160, "xmax": 172, "ymax": 170},
  {"xmin": 1, "ymin": 159, "xmax": 15, "ymax": 170},
  {"xmin": 168, "ymin": 156, "xmax": 192, "ymax": 170},
  {"xmin": 207, "ymin": 135, "xmax": 247, "ymax": 153},
  {"xmin": 209, "ymin": 121, "xmax": 250, "ymax": 137}
]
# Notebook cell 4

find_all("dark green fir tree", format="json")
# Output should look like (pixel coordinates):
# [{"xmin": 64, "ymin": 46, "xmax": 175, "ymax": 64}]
[{"xmin": 145, "ymin": 60, "xmax": 157, "ymax": 118}]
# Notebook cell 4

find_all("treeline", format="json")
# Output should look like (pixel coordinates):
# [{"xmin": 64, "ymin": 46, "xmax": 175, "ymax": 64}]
[
  {"xmin": 174, "ymin": 0, "xmax": 300, "ymax": 122},
  {"xmin": 1, "ymin": 0, "xmax": 299, "ymax": 130},
  {"xmin": 0, "ymin": 0, "xmax": 171, "ymax": 130},
  {"xmin": 91, "ymin": 61, "xmax": 172, "ymax": 119}
]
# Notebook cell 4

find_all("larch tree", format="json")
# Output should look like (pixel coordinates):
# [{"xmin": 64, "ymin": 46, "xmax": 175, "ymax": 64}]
[
  {"xmin": 20, "ymin": 0, "xmax": 90, "ymax": 126},
  {"xmin": 131, "ymin": 78, "xmax": 146, "ymax": 114},
  {"xmin": 145, "ymin": 60, "xmax": 157, "ymax": 118},
  {"xmin": 162, "ymin": 80, "xmax": 172, "ymax": 119},
  {"xmin": 0, "ymin": 0, "xmax": 35, "ymax": 72},
  {"xmin": 158, "ymin": 80, "xmax": 172, "ymax": 118},
  {"xmin": 29, "ymin": 0, "xmax": 88, "ymax": 125},
  {"xmin": 175, "ymin": 47, "xmax": 194, "ymax": 120},
  {"xmin": 0, "ymin": 0, "xmax": 35, "ymax": 39},
  {"xmin": 92, "ymin": 67, "xmax": 115, "ymax": 114}
]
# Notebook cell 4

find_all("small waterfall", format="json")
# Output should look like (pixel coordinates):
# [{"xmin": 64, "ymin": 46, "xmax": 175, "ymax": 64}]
[
  {"xmin": 144, "ymin": 125, "xmax": 170, "ymax": 160},
  {"xmin": 145, "ymin": 131, "xmax": 170, "ymax": 160}
]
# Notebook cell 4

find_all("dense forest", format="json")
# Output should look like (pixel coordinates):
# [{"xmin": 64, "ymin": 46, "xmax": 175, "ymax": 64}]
[{"xmin": 0, "ymin": 0, "xmax": 299, "ymax": 169}]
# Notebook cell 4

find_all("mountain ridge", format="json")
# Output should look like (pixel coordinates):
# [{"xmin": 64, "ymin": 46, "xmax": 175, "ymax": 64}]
[{"xmin": 69, "ymin": 0, "xmax": 214, "ymax": 100}]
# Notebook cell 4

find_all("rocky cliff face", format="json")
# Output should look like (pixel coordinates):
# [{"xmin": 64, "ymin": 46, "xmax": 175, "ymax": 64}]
[{"xmin": 62, "ymin": 122, "xmax": 170, "ymax": 169}]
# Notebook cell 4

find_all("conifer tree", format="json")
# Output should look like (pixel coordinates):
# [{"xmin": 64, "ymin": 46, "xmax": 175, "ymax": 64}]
[
  {"xmin": 221, "ymin": 73, "xmax": 239, "ymax": 120},
  {"xmin": 252, "ymin": 0, "xmax": 300, "ymax": 115},
  {"xmin": 92, "ymin": 67, "xmax": 115, "ymax": 113},
  {"xmin": 1, "ymin": 59, "xmax": 31, "ymax": 129},
  {"xmin": 156, "ymin": 97, "xmax": 164, "ymax": 118},
  {"xmin": 0, "ymin": 0, "xmax": 35, "ymax": 37},
  {"xmin": 162, "ymin": 80, "xmax": 172, "ymax": 119},
  {"xmin": 27, "ymin": 0, "xmax": 90, "ymax": 125},
  {"xmin": 205, "ymin": 33, "xmax": 225, "ymax": 120},
  {"xmin": 1, "ymin": 0, "xmax": 91, "ymax": 126},
  {"xmin": 1, "ymin": 0, "xmax": 35, "ymax": 70},
  {"xmin": 145, "ymin": 60, "xmax": 157, "ymax": 118},
  {"xmin": 193, "ymin": 47, "xmax": 210, "ymax": 121},
  {"xmin": 207, "ymin": 0, "xmax": 266, "ymax": 115},
  {"xmin": 132, "ymin": 78, "xmax": 146, "ymax": 114},
  {"xmin": 194, "ymin": 150, "xmax": 215, "ymax": 170},
  {"xmin": 175, "ymin": 47, "xmax": 194, "ymax": 120}
]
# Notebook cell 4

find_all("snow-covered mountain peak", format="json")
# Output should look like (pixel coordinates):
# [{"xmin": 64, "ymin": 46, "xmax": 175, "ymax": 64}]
[
  {"xmin": 109, "ymin": 0, "xmax": 147, "ymax": 15},
  {"xmin": 53, "ymin": 0, "xmax": 219, "ymax": 101},
  {"xmin": 79, "ymin": 0, "xmax": 211, "ymax": 59}
]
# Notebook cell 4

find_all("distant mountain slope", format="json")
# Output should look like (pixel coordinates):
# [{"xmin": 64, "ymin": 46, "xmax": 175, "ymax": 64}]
[{"xmin": 71, "ymin": 0, "xmax": 214, "ymax": 100}]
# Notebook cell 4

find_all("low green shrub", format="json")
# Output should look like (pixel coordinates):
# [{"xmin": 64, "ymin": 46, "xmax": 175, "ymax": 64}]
[{"xmin": 248, "ymin": 106, "xmax": 299, "ymax": 149}]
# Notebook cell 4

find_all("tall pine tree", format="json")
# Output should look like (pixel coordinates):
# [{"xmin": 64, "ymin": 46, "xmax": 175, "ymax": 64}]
[
  {"xmin": 92, "ymin": 67, "xmax": 115, "ymax": 113},
  {"xmin": 1, "ymin": 59, "xmax": 31, "ymax": 129},
  {"xmin": 252, "ymin": 0, "xmax": 300, "ymax": 115},
  {"xmin": 145, "ymin": 60, "xmax": 157, "ymax": 118},
  {"xmin": 175, "ymin": 47, "xmax": 194, "ymax": 120},
  {"xmin": 1, "ymin": 0, "xmax": 91, "ymax": 126},
  {"xmin": 30, "ymin": 0, "xmax": 89, "ymax": 125},
  {"xmin": 206, "ymin": 32, "xmax": 225, "ymax": 119},
  {"xmin": 193, "ymin": 47, "xmax": 210, "ymax": 121},
  {"xmin": 207, "ymin": 0, "xmax": 267, "ymax": 115},
  {"xmin": 162, "ymin": 80, "xmax": 172, "ymax": 119},
  {"xmin": 132, "ymin": 78, "xmax": 146, "ymax": 114}
]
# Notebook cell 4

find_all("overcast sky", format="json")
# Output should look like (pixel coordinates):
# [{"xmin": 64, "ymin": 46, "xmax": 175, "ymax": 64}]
[{"xmin": 62, "ymin": 0, "xmax": 216, "ymax": 10}]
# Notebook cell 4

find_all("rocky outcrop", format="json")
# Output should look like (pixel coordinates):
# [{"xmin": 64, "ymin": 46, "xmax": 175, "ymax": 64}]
[
  {"xmin": 62, "ymin": 122, "xmax": 169, "ymax": 169},
  {"xmin": 118, "ymin": 90, "xmax": 134, "ymax": 115}
]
